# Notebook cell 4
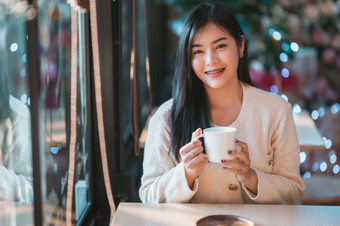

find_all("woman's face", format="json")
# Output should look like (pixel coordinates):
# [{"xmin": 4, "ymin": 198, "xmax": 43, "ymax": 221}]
[{"xmin": 191, "ymin": 22, "xmax": 244, "ymax": 91}]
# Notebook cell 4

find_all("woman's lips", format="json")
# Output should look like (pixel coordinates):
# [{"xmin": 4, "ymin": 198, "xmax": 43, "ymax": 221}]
[{"xmin": 205, "ymin": 67, "xmax": 225, "ymax": 78}]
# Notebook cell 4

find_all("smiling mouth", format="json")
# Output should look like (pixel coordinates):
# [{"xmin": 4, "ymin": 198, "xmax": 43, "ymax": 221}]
[{"xmin": 205, "ymin": 68, "xmax": 225, "ymax": 75}]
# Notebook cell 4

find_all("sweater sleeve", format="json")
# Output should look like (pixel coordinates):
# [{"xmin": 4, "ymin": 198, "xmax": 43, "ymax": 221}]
[
  {"xmin": 0, "ymin": 96, "xmax": 33, "ymax": 202},
  {"xmin": 0, "ymin": 165, "xmax": 33, "ymax": 202},
  {"xmin": 242, "ymin": 102, "xmax": 305, "ymax": 204},
  {"xmin": 139, "ymin": 104, "xmax": 198, "ymax": 203}
]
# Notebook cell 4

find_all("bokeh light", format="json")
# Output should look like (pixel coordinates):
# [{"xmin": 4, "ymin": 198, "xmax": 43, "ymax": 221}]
[
  {"xmin": 290, "ymin": 42, "xmax": 299, "ymax": 52},
  {"xmin": 10, "ymin": 43, "xmax": 18, "ymax": 52},
  {"xmin": 300, "ymin": 152, "xmax": 306, "ymax": 164},
  {"xmin": 270, "ymin": 85, "xmax": 278, "ymax": 94},
  {"xmin": 279, "ymin": 53, "xmax": 288, "ymax": 62},
  {"xmin": 311, "ymin": 110, "xmax": 319, "ymax": 120}
]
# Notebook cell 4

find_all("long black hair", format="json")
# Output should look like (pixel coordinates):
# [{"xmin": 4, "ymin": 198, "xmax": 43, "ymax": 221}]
[{"xmin": 170, "ymin": 2, "xmax": 254, "ymax": 161}]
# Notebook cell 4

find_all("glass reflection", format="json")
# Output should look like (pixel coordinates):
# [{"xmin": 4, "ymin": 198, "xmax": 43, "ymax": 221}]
[
  {"xmin": 37, "ymin": 0, "xmax": 90, "ymax": 224},
  {"xmin": 0, "ymin": 3, "xmax": 33, "ymax": 202}
]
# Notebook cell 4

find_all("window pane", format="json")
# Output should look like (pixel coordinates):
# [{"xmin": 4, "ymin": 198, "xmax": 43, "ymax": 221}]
[
  {"xmin": 0, "ymin": 3, "xmax": 33, "ymax": 202},
  {"xmin": 0, "ymin": 2, "xmax": 34, "ymax": 224},
  {"xmin": 36, "ymin": 0, "xmax": 90, "ymax": 224}
]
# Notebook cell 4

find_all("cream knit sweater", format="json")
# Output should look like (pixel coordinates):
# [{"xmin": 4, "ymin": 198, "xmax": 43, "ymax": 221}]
[
  {"xmin": 0, "ymin": 96, "xmax": 33, "ymax": 202},
  {"xmin": 139, "ymin": 83, "xmax": 305, "ymax": 204}
]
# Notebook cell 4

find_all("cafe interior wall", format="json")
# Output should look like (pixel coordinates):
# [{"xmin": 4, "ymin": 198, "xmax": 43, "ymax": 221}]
[{"xmin": 160, "ymin": 0, "xmax": 340, "ymax": 179}]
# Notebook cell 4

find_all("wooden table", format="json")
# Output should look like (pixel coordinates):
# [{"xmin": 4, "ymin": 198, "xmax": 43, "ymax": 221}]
[{"xmin": 113, "ymin": 202, "xmax": 340, "ymax": 226}]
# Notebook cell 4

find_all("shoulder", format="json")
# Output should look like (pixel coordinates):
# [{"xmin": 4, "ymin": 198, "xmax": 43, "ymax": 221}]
[
  {"xmin": 243, "ymin": 83, "xmax": 291, "ymax": 111},
  {"xmin": 146, "ymin": 99, "xmax": 173, "ymax": 143},
  {"xmin": 150, "ymin": 99, "xmax": 173, "ymax": 123},
  {"xmin": 9, "ymin": 95, "xmax": 31, "ymax": 123}
]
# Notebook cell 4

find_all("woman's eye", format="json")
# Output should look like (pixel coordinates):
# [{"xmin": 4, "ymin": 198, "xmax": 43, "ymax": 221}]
[
  {"xmin": 193, "ymin": 50, "xmax": 203, "ymax": 55},
  {"xmin": 216, "ymin": 44, "xmax": 226, "ymax": 49}
]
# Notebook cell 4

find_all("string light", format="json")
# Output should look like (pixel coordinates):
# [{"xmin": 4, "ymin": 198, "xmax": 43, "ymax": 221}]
[
  {"xmin": 318, "ymin": 107, "xmax": 325, "ymax": 118},
  {"xmin": 312, "ymin": 162, "xmax": 319, "ymax": 171},
  {"xmin": 270, "ymin": 85, "xmax": 278, "ymax": 94},
  {"xmin": 10, "ymin": 43, "xmax": 18, "ymax": 52},
  {"xmin": 20, "ymin": 94, "xmax": 27, "ymax": 104},
  {"xmin": 281, "ymin": 42, "xmax": 290, "ymax": 52},
  {"xmin": 303, "ymin": 172, "xmax": 311, "ymax": 178},
  {"xmin": 279, "ymin": 53, "xmax": 288, "ymax": 62},
  {"xmin": 330, "ymin": 153, "xmax": 337, "ymax": 164},
  {"xmin": 330, "ymin": 103, "xmax": 340, "ymax": 114},
  {"xmin": 290, "ymin": 42, "xmax": 299, "ymax": 52},
  {"xmin": 293, "ymin": 104, "xmax": 302, "ymax": 113},
  {"xmin": 281, "ymin": 68, "xmax": 289, "ymax": 78},
  {"xmin": 300, "ymin": 152, "xmax": 306, "ymax": 164},
  {"xmin": 273, "ymin": 31, "xmax": 282, "ymax": 40},
  {"xmin": 325, "ymin": 140, "xmax": 332, "ymax": 149},
  {"xmin": 20, "ymin": 68, "xmax": 26, "ymax": 78},
  {"xmin": 281, "ymin": 95, "xmax": 288, "ymax": 102},
  {"xmin": 320, "ymin": 162, "xmax": 327, "ymax": 172},
  {"xmin": 22, "ymin": 53, "xmax": 26, "ymax": 62},
  {"xmin": 311, "ymin": 110, "xmax": 319, "ymax": 120}
]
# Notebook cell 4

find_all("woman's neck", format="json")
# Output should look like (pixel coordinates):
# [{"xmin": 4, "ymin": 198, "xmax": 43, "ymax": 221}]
[
  {"xmin": 206, "ymin": 81, "xmax": 243, "ymax": 126},
  {"xmin": 206, "ymin": 81, "xmax": 243, "ymax": 109}
]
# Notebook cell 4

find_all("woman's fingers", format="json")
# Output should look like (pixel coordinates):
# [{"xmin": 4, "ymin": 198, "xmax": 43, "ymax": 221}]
[
  {"xmin": 182, "ymin": 129, "xmax": 208, "ymax": 187},
  {"xmin": 234, "ymin": 139, "xmax": 249, "ymax": 155},
  {"xmin": 183, "ymin": 145, "xmax": 204, "ymax": 162},
  {"xmin": 225, "ymin": 139, "xmax": 250, "ymax": 164},
  {"xmin": 226, "ymin": 150, "xmax": 250, "ymax": 166},
  {"xmin": 185, "ymin": 152, "xmax": 208, "ymax": 169},
  {"xmin": 191, "ymin": 128, "xmax": 202, "ymax": 141},
  {"xmin": 221, "ymin": 139, "xmax": 251, "ymax": 178},
  {"xmin": 222, "ymin": 159, "xmax": 246, "ymax": 170},
  {"xmin": 180, "ymin": 139, "xmax": 201, "ymax": 156},
  {"xmin": 223, "ymin": 166, "xmax": 242, "ymax": 175},
  {"xmin": 180, "ymin": 128, "xmax": 204, "ymax": 161}
]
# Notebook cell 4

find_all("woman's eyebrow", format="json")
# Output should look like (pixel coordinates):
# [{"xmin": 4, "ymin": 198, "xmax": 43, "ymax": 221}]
[
  {"xmin": 212, "ymin": 37, "xmax": 228, "ymax": 44},
  {"xmin": 191, "ymin": 37, "xmax": 228, "ymax": 48}
]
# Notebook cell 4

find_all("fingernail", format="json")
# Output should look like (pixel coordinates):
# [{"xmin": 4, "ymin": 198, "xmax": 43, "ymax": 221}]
[
  {"xmin": 223, "ymin": 167, "xmax": 228, "ymax": 170},
  {"xmin": 227, "ymin": 150, "xmax": 232, "ymax": 154},
  {"xmin": 221, "ymin": 159, "xmax": 226, "ymax": 163},
  {"xmin": 234, "ymin": 139, "xmax": 239, "ymax": 143}
]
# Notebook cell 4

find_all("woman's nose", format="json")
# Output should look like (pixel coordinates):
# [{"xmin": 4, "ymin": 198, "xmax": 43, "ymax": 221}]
[{"xmin": 205, "ymin": 50, "xmax": 218, "ymax": 65}]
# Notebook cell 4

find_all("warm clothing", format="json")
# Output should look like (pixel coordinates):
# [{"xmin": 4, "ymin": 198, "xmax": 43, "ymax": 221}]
[
  {"xmin": 0, "ymin": 96, "xmax": 33, "ymax": 202},
  {"xmin": 139, "ymin": 82, "xmax": 305, "ymax": 204}
]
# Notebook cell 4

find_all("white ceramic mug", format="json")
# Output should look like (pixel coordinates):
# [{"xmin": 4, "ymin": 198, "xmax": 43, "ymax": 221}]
[{"xmin": 196, "ymin": 126, "xmax": 237, "ymax": 163}]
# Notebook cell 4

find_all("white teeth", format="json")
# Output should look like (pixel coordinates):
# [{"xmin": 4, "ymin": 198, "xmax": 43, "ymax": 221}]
[{"xmin": 206, "ymin": 68, "xmax": 224, "ymax": 74}]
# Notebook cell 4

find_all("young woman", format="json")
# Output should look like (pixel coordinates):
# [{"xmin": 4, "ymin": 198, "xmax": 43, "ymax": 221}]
[{"xmin": 139, "ymin": 2, "xmax": 304, "ymax": 204}]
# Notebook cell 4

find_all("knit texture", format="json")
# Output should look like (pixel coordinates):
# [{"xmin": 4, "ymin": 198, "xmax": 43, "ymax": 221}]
[
  {"xmin": 139, "ymin": 82, "xmax": 305, "ymax": 204},
  {"xmin": 0, "ymin": 96, "xmax": 33, "ymax": 202}
]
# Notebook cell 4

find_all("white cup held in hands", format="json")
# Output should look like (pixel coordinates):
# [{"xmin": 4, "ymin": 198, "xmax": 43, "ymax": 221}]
[{"xmin": 196, "ymin": 126, "xmax": 237, "ymax": 163}]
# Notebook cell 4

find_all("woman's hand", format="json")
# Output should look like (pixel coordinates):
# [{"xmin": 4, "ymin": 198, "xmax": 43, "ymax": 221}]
[
  {"xmin": 221, "ymin": 139, "xmax": 258, "ymax": 194},
  {"xmin": 180, "ymin": 128, "xmax": 208, "ymax": 189}
]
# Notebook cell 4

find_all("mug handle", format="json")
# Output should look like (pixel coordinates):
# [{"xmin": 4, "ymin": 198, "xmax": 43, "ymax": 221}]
[{"xmin": 194, "ymin": 133, "xmax": 204, "ymax": 140}]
